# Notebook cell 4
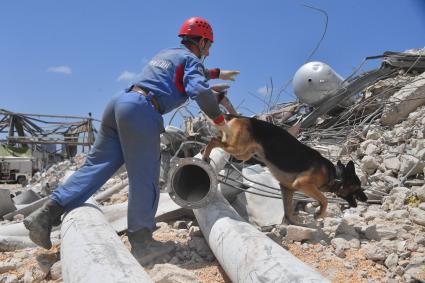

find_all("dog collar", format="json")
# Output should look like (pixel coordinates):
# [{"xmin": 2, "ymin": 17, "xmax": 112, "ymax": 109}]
[{"xmin": 330, "ymin": 178, "xmax": 343, "ymax": 193}]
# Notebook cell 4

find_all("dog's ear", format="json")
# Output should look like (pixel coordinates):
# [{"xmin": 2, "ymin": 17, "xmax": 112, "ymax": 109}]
[
  {"xmin": 345, "ymin": 160, "xmax": 356, "ymax": 176},
  {"xmin": 337, "ymin": 160, "xmax": 345, "ymax": 169}
]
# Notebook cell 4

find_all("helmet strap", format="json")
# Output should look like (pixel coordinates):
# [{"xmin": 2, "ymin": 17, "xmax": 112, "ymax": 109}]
[
  {"xmin": 183, "ymin": 36, "xmax": 208, "ymax": 61},
  {"xmin": 198, "ymin": 38, "xmax": 208, "ymax": 63}
]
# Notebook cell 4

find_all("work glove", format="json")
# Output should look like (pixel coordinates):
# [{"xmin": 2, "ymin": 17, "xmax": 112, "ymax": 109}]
[
  {"xmin": 219, "ymin": 70, "xmax": 240, "ymax": 81},
  {"xmin": 213, "ymin": 115, "xmax": 233, "ymax": 142}
]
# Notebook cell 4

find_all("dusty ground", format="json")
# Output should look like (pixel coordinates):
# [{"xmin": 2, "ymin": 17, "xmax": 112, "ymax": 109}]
[
  {"xmin": 146, "ymin": 222, "xmax": 231, "ymax": 283},
  {"xmin": 0, "ymin": 241, "xmax": 393, "ymax": 283},
  {"xmin": 288, "ymin": 243, "xmax": 387, "ymax": 283},
  {"xmin": 0, "ymin": 184, "xmax": 394, "ymax": 283}
]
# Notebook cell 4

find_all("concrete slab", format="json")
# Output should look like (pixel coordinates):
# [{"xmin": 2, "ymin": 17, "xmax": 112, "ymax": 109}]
[
  {"xmin": 3, "ymin": 197, "xmax": 48, "ymax": 221},
  {"xmin": 102, "ymin": 193, "xmax": 192, "ymax": 234},
  {"xmin": 381, "ymin": 71, "xmax": 425, "ymax": 125},
  {"xmin": 12, "ymin": 189, "xmax": 41, "ymax": 205},
  {"xmin": 233, "ymin": 165, "xmax": 284, "ymax": 227},
  {"xmin": 0, "ymin": 189, "xmax": 17, "ymax": 218}
]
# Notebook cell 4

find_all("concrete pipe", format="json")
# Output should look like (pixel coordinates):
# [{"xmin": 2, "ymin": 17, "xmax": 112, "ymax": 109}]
[
  {"xmin": 0, "ymin": 235, "xmax": 37, "ymax": 251},
  {"xmin": 167, "ymin": 157, "xmax": 219, "ymax": 209},
  {"xmin": 168, "ymin": 148, "xmax": 328, "ymax": 282},
  {"xmin": 194, "ymin": 192, "xmax": 329, "ymax": 282},
  {"xmin": 61, "ymin": 204, "xmax": 153, "ymax": 283},
  {"xmin": 94, "ymin": 179, "xmax": 129, "ymax": 202},
  {"xmin": 167, "ymin": 148, "xmax": 230, "ymax": 209}
]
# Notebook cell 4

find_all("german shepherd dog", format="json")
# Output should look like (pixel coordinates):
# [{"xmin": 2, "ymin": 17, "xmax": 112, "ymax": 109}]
[{"xmin": 203, "ymin": 115, "xmax": 368, "ymax": 225}]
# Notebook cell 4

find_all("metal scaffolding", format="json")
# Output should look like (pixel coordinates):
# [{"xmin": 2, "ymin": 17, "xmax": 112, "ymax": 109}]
[{"xmin": 0, "ymin": 109, "xmax": 96, "ymax": 157}]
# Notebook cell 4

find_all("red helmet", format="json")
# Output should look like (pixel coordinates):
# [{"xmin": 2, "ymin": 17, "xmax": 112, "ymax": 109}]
[{"xmin": 178, "ymin": 17, "xmax": 214, "ymax": 42}]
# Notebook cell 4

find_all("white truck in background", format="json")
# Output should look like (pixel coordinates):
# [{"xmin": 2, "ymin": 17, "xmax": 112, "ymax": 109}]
[{"xmin": 0, "ymin": 157, "xmax": 32, "ymax": 186}]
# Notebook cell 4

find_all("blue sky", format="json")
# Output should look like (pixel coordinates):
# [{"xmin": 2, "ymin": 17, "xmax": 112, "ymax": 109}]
[{"xmin": 1, "ymin": 0, "xmax": 425, "ymax": 128}]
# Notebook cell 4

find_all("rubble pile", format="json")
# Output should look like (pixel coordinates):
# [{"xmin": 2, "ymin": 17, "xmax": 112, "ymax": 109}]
[
  {"xmin": 1, "ymin": 48, "xmax": 425, "ymax": 282},
  {"xmin": 0, "ymin": 155, "xmax": 230, "ymax": 282}
]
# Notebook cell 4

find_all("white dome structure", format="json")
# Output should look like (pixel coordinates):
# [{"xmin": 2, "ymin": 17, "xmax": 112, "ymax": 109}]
[{"xmin": 293, "ymin": 61, "xmax": 345, "ymax": 106}]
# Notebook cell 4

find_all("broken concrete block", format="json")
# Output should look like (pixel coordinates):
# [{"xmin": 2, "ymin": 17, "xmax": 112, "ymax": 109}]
[
  {"xmin": 364, "ymin": 224, "xmax": 398, "ymax": 240},
  {"xmin": 361, "ymin": 156, "xmax": 380, "ymax": 174},
  {"xmin": 173, "ymin": 221, "xmax": 188, "ymax": 230},
  {"xmin": 235, "ymin": 165, "xmax": 284, "ymax": 227},
  {"xmin": 286, "ymin": 225, "xmax": 318, "ymax": 242},
  {"xmin": 0, "ymin": 189, "xmax": 16, "ymax": 218},
  {"xmin": 399, "ymin": 154, "xmax": 424, "ymax": 176},
  {"xmin": 417, "ymin": 148, "xmax": 425, "ymax": 160},
  {"xmin": 384, "ymin": 156, "xmax": 401, "ymax": 172},
  {"xmin": 12, "ymin": 189, "xmax": 41, "ymax": 205},
  {"xmin": 363, "ymin": 243, "xmax": 388, "ymax": 262},
  {"xmin": 384, "ymin": 253, "xmax": 399, "ymax": 270},
  {"xmin": 366, "ymin": 126, "xmax": 383, "ymax": 140},
  {"xmin": 313, "ymin": 144, "xmax": 344, "ymax": 159},
  {"xmin": 412, "ymin": 185, "xmax": 425, "ymax": 202},
  {"xmin": 331, "ymin": 236, "xmax": 360, "ymax": 257},
  {"xmin": 335, "ymin": 219, "xmax": 359, "ymax": 238},
  {"xmin": 1, "ymin": 274, "xmax": 18, "ymax": 283},
  {"xmin": 365, "ymin": 143, "xmax": 380, "ymax": 155},
  {"xmin": 3, "ymin": 197, "xmax": 48, "ymax": 221},
  {"xmin": 410, "ymin": 208, "xmax": 425, "ymax": 226},
  {"xmin": 0, "ymin": 260, "xmax": 19, "ymax": 273},
  {"xmin": 188, "ymin": 226, "xmax": 202, "ymax": 237},
  {"xmin": 359, "ymin": 140, "xmax": 377, "ymax": 153},
  {"xmin": 381, "ymin": 72, "xmax": 425, "ymax": 126}
]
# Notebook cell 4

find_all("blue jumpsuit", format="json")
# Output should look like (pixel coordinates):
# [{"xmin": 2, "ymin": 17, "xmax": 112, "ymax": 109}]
[{"xmin": 51, "ymin": 46, "xmax": 223, "ymax": 232}]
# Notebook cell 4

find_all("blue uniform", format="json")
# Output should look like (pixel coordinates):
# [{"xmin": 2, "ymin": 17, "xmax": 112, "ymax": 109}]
[{"xmin": 51, "ymin": 46, "xmax": 223, "ymax": 232}]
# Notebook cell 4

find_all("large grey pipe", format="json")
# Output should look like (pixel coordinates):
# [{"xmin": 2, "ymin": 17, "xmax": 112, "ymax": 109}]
[
  {"xmin": 169, "ymin": 149, "xmax": 329, "ymax": 282},
  {"xmin": 167, "ymin": 152, "xmax": 224, "ymax": 209},
  {"xmin": 61, "ymin": 203, "xmax": 153, "ymax": 283}
]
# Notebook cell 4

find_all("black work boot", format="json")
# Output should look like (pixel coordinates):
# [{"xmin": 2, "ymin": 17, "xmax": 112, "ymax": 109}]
[
  {"xmin": 128, "ymin": 228, "xmax": 176, "ymax": 266},
  {"xmin": 23, "ymin": 199, "xmax": 64, "ymax": 249}
]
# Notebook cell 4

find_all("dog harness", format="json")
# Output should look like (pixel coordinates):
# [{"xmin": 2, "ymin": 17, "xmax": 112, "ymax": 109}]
[{"xmin": 325, "ymin": 166, "xmax": 344, "ymax": 193}]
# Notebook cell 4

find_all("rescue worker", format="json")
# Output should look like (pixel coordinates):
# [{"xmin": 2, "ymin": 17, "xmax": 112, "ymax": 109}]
[{"xmin": 23, "ymin": 16, "xmax": 239, "ymax": 264}]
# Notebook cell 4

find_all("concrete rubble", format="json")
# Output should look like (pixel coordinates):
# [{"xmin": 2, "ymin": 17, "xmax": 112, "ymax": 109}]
[{"xmin": 1, "ymin": 47, "xmax": 425, "ymax": 282}]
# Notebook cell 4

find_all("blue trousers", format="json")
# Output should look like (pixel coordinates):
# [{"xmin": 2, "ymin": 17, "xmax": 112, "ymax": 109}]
[{"xmin": 51, "ymin": 92, "xmax": 164, "ymax": 232}]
